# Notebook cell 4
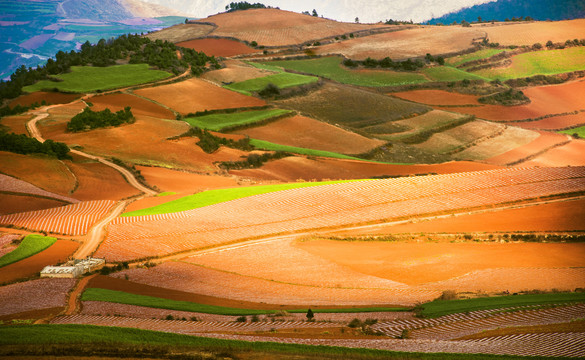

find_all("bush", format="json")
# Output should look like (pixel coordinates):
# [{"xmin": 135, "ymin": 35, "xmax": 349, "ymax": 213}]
[
  {"xmin": 258, "ymin": 83, "xmax": 280, "ymax": 97},
  {"xmin": 250, "ymin": 41, "xmax": 258, "ymax": 47},
  {"xmin": 0, "ymin": 132, "xmax": 71, "ymax": 159},
  {"xmin": 439, "ymin": 290, "xmax": 458, "ymax": 301},
  {"xmin": 67, "ymin": 106, "xmax": 134, "ymax": 132},
  {"xmin": 236, "ymin": 316, "xmax": 247, "ymax": 322},
  {"xmin": 348, "ymin": 318, "xmax": 362, "ymax": 328}
]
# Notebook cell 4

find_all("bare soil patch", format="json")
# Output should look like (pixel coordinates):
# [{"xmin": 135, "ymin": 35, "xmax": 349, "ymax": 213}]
[
  {"xmin": 522, "ymin": 139, "xmax": 585, "ymax": 167},
  {"xmin": 234, "ymin": 115, "xmax": 385, "ymax": 154},
  {"xmin": 483, "ymin": 19, "xmax": 585, "ymax": 46},
  {"xmin": 89, "ymin": 93, "xmax": 174, "ymax": 119},
  {"xmin": 297, "ymin": 239, "xmax": 585, "ymax": 286},
  {"xmin": 134, "ymin": 78, "xmax": 265, "ymax": 114},
  {"xmin": 392, "ymin": 90, "xmax": 481, "ymax": 106},
  {"xmin": 202, "ymin": 60, "xmax": 278, "ymax": 84},
  {"xmin": 316, "ymin": 26, "xmax": 484, "ymax": 60},
  {"xmin": 414, "ymin": 120, "xmax": 505, "ymax": 154},
  {"xmin": 0, "ymin": 239, "xmax": 78, "ymax": 283},
  {"xmin": 9, "ymin": 92, "xmax": 79, "ymax": 107},
  {"xmin": 135, "ymin": 166, "xmax": 239, "ymax": 194},
  {"xmin": 67, "ymin": 160, "xmax": 140, "ymax": 201},
  {"xmin": 513, "ymin": 113, "xmax": 585, "ymax": 130},
  {"xmin": 452, "ymin": 126, "xmax": 540, "ymax": 160},
  {"xmin": 0, "ymin": 278, "xmax": 75, "ymax": 316},
  {"xmin": 0, "ymin": 194, "xmax": 67, "ymax": 215},
  {"xmin": 176, "ymin": 38, "xmax": 259, "ymax": 57},
  {"xmin": 145, "ymin": 23, "xmax": 215, "ymax": 43},
  {"xmin": 1, "ymin": 114, "xmax": 33, "ymax": 134},
  {"xmin": 485, "ymin": 131, "xmax": 570, "ymax": 165}
]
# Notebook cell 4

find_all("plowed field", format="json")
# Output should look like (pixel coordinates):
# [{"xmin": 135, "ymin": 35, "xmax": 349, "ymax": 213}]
[
  {"xmin": 485, "ymin": 131, "xmax": 570, "ymax": 165},
  {"xmin": 233, "ymin": 115, "xmax": 385, "ymax": 155},
  {"xmin": 134, "ymin": 166, "xmax": 239, "ymax": 194},
  {"xmin": 145, "ymin": 23, "xmax": 215, "ymax": 43},
  {"xmin": 451, "ymin": 126, "xmax": 539, "ymax": 160},
  {"xmin": 483, "ymin": 19, "xmax": 585, "ymax": 46},
  {"xmin": 0, "ymin": 239, "xmax": 78, "ymax": 283},
  {"xmin": 0, "ymin": 173, "xmax": 78, "ymax": 203},
  {"xmin": 513, "ymin": 112, "xmax": 585, "ymax": 130},
  {"xmin": 89, "ymin": 93, "xmax": 174, "ymax": 119},
  {"xmin": 0, "ymin": 194, "xmax": 67, "ymax": 215},
  {"xmin": 391, "ymin": 90, "xmax": 480, "ymax": 106},
  {"xmin": 315, "ymin": 26, "xmax": 484, "ymax": 60},
  {"xmin": 134, "ymin": 78, "xmax": 265, "ymax": 114},
  {"xmin": 67, "ymin": 161, "xmax": 140, "ymax": 201},
  {"xmin": 176, "ymin": 38, "xmax": 259, "ymax": 57},
  {"xmin": 0, "ymin": 278, "xmax": 75, "ymax": 316},
  {"xmin": 9, "ymin": 92, "xmax": 79, "ymax": 107},
  {"xmin": 202, "ymin": 60, "xmax": 278, "ymax": 84},
  {"xmin": 522, "ymin": 139, "xmax": 585, "ymax": 167},
  {"xmin": 0, "ymin": 114, "xmax": 33, "ymax": 134}
]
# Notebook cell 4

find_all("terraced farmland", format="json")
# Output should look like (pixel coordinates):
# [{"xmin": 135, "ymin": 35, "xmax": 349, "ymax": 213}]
[
  {"xmin": 224, "ymin": 72, "xmax": 318, "ymax": 95},
  {"xmin": 183, "ymin": 109, "xmax": 293, "ymax": 131}
]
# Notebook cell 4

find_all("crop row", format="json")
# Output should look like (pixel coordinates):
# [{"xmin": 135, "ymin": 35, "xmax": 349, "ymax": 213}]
[{"xmin": 0, "ymin": 200, "xmax": 115, "ymax": 235}]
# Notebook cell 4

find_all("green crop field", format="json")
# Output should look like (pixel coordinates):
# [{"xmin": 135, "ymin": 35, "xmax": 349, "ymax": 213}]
[
  {"xmin": 446, "ymin": 49, "xmax": 506, "ymax": 67},
  {"xmin": 418, "ymin": 292, "xmax": 585, "ymax": 318},
  {"xmin": 0, "ymin": 325, "xmax": 543, "ymax": 360},
  {"xmin": 183, "ymin": 109, "xmax": 292, "ymax": 131},
  {"xmin": 422, "ymin": 66, "xmax": 488, "ymax": 82},
  {"xmin": 121, "ymin": 179, "xmax": 363, "ymax": 217},
  {"xmin": 82, "ymin": 288, "xmax": 407, "ymax": 315},
  {"xmin": 263, "ymin": 57, "xmax": 428, "ymax": 87},
  {"xmin": 0, "ymin": 234, "xmax": 56, "ymax": 268},
  {"xmin": 249, "ymin": 139, "xmax": 365, "ymax": 161},
  {"xmin": 560, "ymin": 125, "xmax": 585, "ymax": 138},
  {"xmin": 23, "ymin": 64, "xmax": 172, "ymax": 93},
  {"xmin": 224, "ymin": 72, "xmax": 318, "ymax": 96},
  {"xmin": 473, "ymin": 47, "xmax": 585, "ymax": 80}
]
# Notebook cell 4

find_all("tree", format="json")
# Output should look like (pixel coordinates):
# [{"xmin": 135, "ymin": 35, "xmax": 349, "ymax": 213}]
[
  {"xmin": 355, "ymin": 17, "xmax": 359, "ymax": 23},
  {"xmin": 306, "ymin": 308, "xmax": 314, "ymax": 321},
  {"xmin": 477, "ymin": 16, "xmax": 482, "ymax": 23},
  {"xmin": 311, "ymin": 9, "xmax": 318, "ymax": 17}
]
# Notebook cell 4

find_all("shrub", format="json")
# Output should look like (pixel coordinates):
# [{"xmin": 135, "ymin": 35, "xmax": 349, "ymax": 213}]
[
  {"xmin": 67, "ymin": 106, "xmax": 134, "ymax": 132},
  {"xmin": 165, "ymin": 315, "xmax": 174, "ymax": 320},
  {"xmin": 236, "ymin": 316, "xmax": 247, "ymax": 322},
  {"xmin": 439, "ymin": 290, "xmax": 458, "ymax": 301},
  {"xmin": 251, "ymin": 315, "xmax": 260, "ymax": 322},
  {"xmin": 250, "ymin": 41, "xmax": 258, "ymax": 47},
  {"xmin": 348, "ymin": 318, "xmax": 361, "ymax": 328},
  {"xmin": 258, "ymin": 83, "xmax": 280, "ymax": 97},
  {"xmin": 398, "ymin": 329, "xmax": 411, "ymax": 339}
]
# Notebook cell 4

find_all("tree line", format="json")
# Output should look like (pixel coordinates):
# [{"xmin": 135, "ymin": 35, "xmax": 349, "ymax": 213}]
[
  {"xmin": 0, "ymin": 131, "xmax": 70, "ymax": 159},
  {"xmin": 67, "ymin": 107, "xmax": 134, "ymax": 132},
  {"xmin": 225, "ymin": 2, "xmax": 267, "ymax": 11},
  {"xmin": 343, "ymin": 54, "xmax": 444, "ymax": 71}
]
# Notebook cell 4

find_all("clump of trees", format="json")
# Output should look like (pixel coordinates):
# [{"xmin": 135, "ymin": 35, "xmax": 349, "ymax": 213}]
[
  {"xmin": 176, "ymin": 127, "xmax": 254, "ymax": 153},
  {"xmin": 66, "ymin": 106, "xmax": 134, "ymax": 132},
  {"xmin": 343, "ymin": 55, "xmax": 444, "ymax": 71},
  {"xmin": 225, "ymin": 2, "xmax": 267, "ymax": 11},
  {"xmin": 0, "ymin": 131, "xmax": 70, "ymax": 159},
  {"xmin": 219, "ymin": 151, "xmax": 290, "ymax": 170},
  {"xmin": 478, "ymin": 89, "xmax": 529, "ymax": 105}
]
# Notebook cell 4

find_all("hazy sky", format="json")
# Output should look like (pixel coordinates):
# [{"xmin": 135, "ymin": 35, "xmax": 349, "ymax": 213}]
[{"xmin": 139, "ymin": 0, "xmax": 495, "ymax": 22}]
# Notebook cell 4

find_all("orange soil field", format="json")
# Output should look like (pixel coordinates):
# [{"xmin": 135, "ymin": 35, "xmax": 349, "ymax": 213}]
[
  {"xmin": 9, "ymin": 92, "xmax": 79, "ymax": 107},
  {"xmin": 513, "ymin": 113, "xmax": 585, "ymax": 130},
  {"xmin": 0, "ymin": 194, "xmax": 67, "ymax": 215},
  {"xmin": 391, "ymin": 90, "xmax": 481, "ymax": 106},
  {"xmin": 0, "ymin": 239, "xmax": 78, "ymax": 283},
  {"xmin": 202, "ymin": 60, "xmax": 278, "ymax": 84},
  {"xmin": 67, "ymin": 161, "xmax": 140, "ymax": 201},
  {"xmin": 482, "ymin": 19, "xmax": 585, "ymax": 46},
  {"xmin": 298, "ymin": 239, "xmax": 585, "ymax": 286},
  {"xmin": 134, "ymin": 78, "xmax": 265, "ymax": 114},
  {"xmin": 0, "ymin": 278, "xmax": 75, "ymax": 316},
  {"xmin": 0, "ymin": 114, "xmax": 33, "ymax": 134},
  {"xmin": 231, "ymin": 156, "xmax": 501, "ymax": 182},
  {"xmin": 234, "ymin": 115, "xmax": 385, "ymax": 154},
  {"xmin": 522, "ymin": 139, "xmax": 585, "ymax": 167},
  {"xmin": 136, "ymin": 166, "xmax": 239, "ymax": 194},
  {"xmin": 89, "ymin": 93, "xmax": 174, "ymax": 119},
  {"xmin": 315, "ymin": 26, "xmax": 484, "ymax": 60},
  {"xmin": 451, "ymin": 126, "xmax": 540, "ymax": 161},
  {"xmin": 442, "ymin": 81, "xmax": 585, "ymax": 121},
  {"xmin": 0, "ymin": 152, "xmax": 77, "ymax": 196},
  {"xmin": 176, "ymin": 38, "xmax": 260, "ymax": 57},
  {"xmin": 145, "ymin": 23, "xmax": 215, "ymax": 43},
  {"xmin": 485, "ymin": 131, "xmax": 570, "ymax": 166},
  {"xmin": 99, "ymin": 167, "xmax": 585, "ymax": 261},
  {"xmin": 334, "ymin": 197, "xmax": 585, "ymax": 234},
  {"xmin": 198, "ymin": 8, "xmax": 385, "ymax": 46},
  {"xmin": 0, "ymin": 173, "xmax": 77, "ymax": 203}
]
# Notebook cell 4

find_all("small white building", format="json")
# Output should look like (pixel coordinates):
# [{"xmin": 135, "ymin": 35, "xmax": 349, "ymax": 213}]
[{"xmin": 40, "ymin": 257, "xmax": 105, "ymax": 278}]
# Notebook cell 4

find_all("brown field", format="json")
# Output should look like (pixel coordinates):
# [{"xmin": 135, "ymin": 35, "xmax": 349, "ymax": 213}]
[
  {"xmin": 145, "ymin": 23, "xmax": 215, "ymax": 43},
  {"xmin": 0, "ymin": 233, "xmax": 18, "ymax": 257},
  {"xmin": 0, "ymin": 239, "xmax": 78, "ymax": 283},
  {"xmin": 390, "ymin": 110, "xmax": 468, "ymax": 139},
  {"xmin": 198, "ymin": 8, "xmax": 386, "ymax": 46},
  {"xmin": 9, "ymin": 92, "xmax": 79, "ymax": 107},
  {"xmin": 202, "ymin": 59, "xmax": 278, "ymax": 84},
  {"xmin": 0, "ymin": 173, "xmax": 77, "ymax": 203},
  {"xmin": 315, "ymin": 26, "xmax": 484, "ymax": 60},
  {"xmin": 0, "ymin": 114, "xmax": 33, "ymax": 134},
  {"xmin": 452, "ymin": 126, "xmax": 540, "ymax": 160},
  {"xmin": 67, "ymin": 160, "xmax": 140, "ymax": 201},
  {"xmin": 485, "ymin": 131, "xmax": 570, "ymax": 165},
  {"xmin": 176, "ymin": 38, "xmax": 260, "ymax": 57},
  {"xmin": 0, "ymin": 278, "xmax": 75, "ymax": 316},
  {"xmin": 391, "ymin": 90, "xmax": 481, "ymax": 106},
  {"xmin": 443, "ymin": 81, "xmax": 585, "ymax": 121},
  {"xmin": 0, "ymin": 152, "xmax": 77, "ymax": 196},
  {"xmin": 414, "ymin": 120, "xmax": 506, "ymax": 154},
  {"xmin": 522, "ymin": 139, "xmax": 585, "ymax": 167},
  {"xmin": 335, "ymin": 198, "xmax": 585, "ymax": 234},
  {"xmin": 0, "ymin": 194, "xmax": 67, "ymax": 215},
  {"xmin": 231, "ymin": 156, "xmax": 501, "ymax": 182},
  {"xmin": 482, "ymin": 19, "xmax": 585, "ymax": 46},
  {"xmin": 89, "ymin": 93, "xmax": 174, "ymax": 119},
  {"xmin": 513, "ymin": 113, "xmax": 585, "ymax": 130},
  {"xmin": 135, "ymin": 166, "xmax": 239, "ymax": 194},
  {"xmin": 298, "ymin": 239, "xmax": 585, "ymax": 286},
  {"xmin": 134, "ymin": 78, "xmax": 265, "ymax": 114},
  {"xmin": 234, "ymin": 115, "xmax": 385, "ymax": 154}
]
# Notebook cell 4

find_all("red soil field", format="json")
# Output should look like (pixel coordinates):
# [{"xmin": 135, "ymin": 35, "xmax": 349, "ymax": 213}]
[
  {"xmin": 484, "ymin": 131, "xmax": 570, "ymax": 166},
  {"xmin": 0, "ymin": 152, "xmax": 77, "ymax": 196},
  {"xmin": 0, "ymin": 173, "xmax": 78, "ymax": 203},
  {"xmin": 89, "ymin": 93, "xmax": 174, "ymax": 119},
  {"xmin": 0, "ymin": 278, "xmax": 75, "ymax": 316},
  {"xmin": 203, "ymin": 60, "xmax": 279, "ymax": 84},
  {"xmin": 513, "ymin": 112, "xmax": 585, "ymax": 130},
  {"xmin": 316, "ymin": 26, "xmax": 484, "ymax": 60},
  {"xmin": 67, "ymin": 161, "xmax": 140, "ymax": 201},
  {"xmin": 0, "ymin": 239, "xmax": 78, "ymax": 283},
  {"xmin": 298, "ymin": 239, "xmax": 585, "ymax": 286},
  {"xmin": 231, "ymin": 157, "xmax": 501, "ymax": 182},
  {"xmin": 234, "ymin": 115, "xmax": 385, "ymax": 155},
  {"xmin": 9, "ymin": 92, "xmax": 79, "ymax": 107},
  {"xmin": 0, "ymin": 194, "xmax": 67, "ymax": 215},
  {"xmin": 391, "ymin": 90, "xmax": 480, "ymax": 106},
  {"xmin": 442, "ymin": 81, "xmax": 585, "ymax": 121},
  {"xmin": 0, "ymin": 114, "xmax": 33, "ymax": 134},
  {"xmin": 522, "ymin": 139, "xmax": 585, "ymax": 167},
  {"xmin": 482, "ymin": 19, "xmax": 585, "ymax": 46},
  {"xmin": 336, "ymin": 198, "xmax": 585, "ymax": 234},
  {"xmin": 198, "ymin": 8, "xmax": 385, "ymax": 46},
  {"xmin": 0, "ymin": 234, "xmax": 18, "ymax": 257},
  {"xmin": 134, "ymin": 78, "xmax": 265, "ymax": 114},
  {"xmin": 176, "ymin": 38, "xmax": 260, "ymax": 57},
  {"xmin": 136, "ymin": 166, "xmax": 239, "ymax": 194}
]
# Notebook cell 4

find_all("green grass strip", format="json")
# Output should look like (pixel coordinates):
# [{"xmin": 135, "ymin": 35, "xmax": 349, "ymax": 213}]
[
  {"xmin": 23, "ymin": 64, "xmax": 172, "ymax": 93},
  {"xmin": 446, "ymin": 49, "xmax": 505, "ymax": 67},
  {"xmin": 249, "ymin": 139, "xmax": 365, "ymax": 161},
  {"xmin": 183, "ymin": 109, "xmax": 292, "ymax": 131},
  {"xmin": 224, "ymin": 72, "xmax": 318, "ymax": 96},
  {"xmin": 0, "ymin": 324, "xmax": 552, "ymax": 360},
  {"xmin": 560, "ymin": 125, "xmax": 585, "ymax": 138},
  {"xmin": 419, "ymin": 292, "xmax": 585, "ymax": 318},
  {"xmin": 422, "ymin": 66, "xmax": 488, "ymax": 82},
  {"xmin": 263, "ymin": 57, "xmax": 428, "ymax": 87},
  {"xmin": 121, "ymin": 179, "xmax": 363, "ymax": 217},
  {"xmin": 0, "ymin": 234, "xmax": 56, "ymax": 268}
]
